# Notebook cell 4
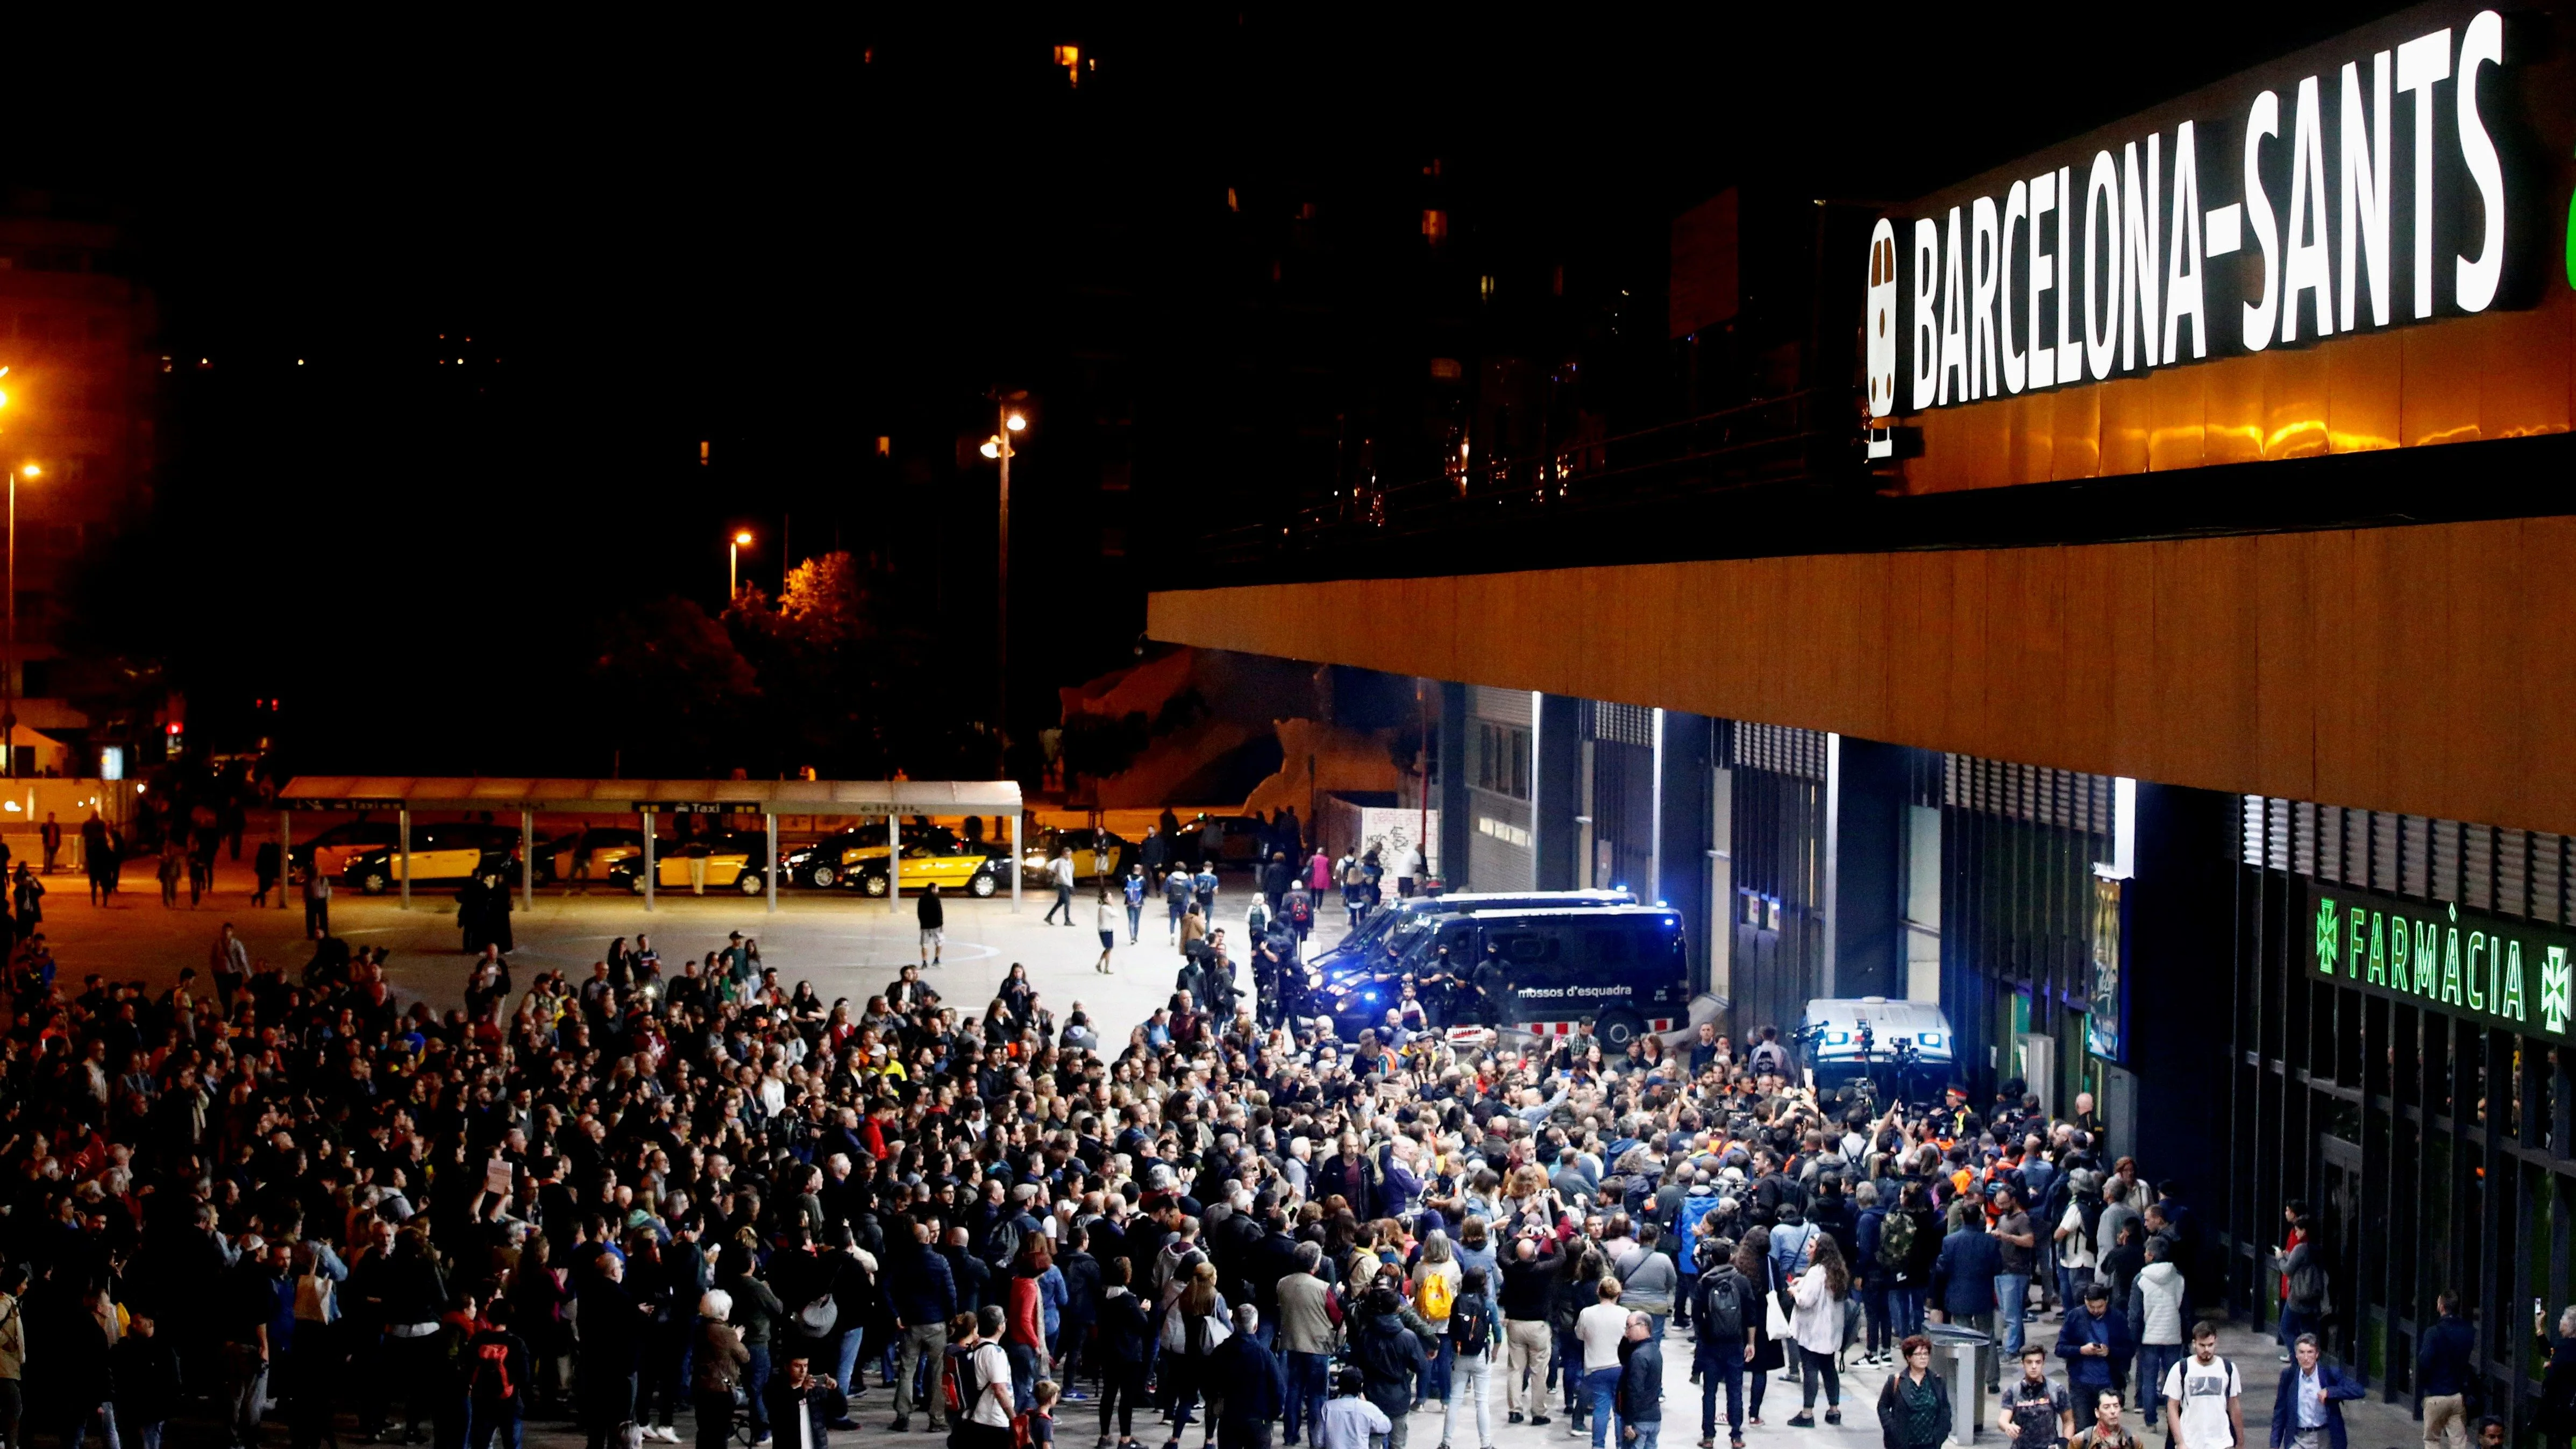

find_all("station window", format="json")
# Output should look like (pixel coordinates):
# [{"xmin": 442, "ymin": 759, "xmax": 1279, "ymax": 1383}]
[{"xmin": 1475, "ymin": 721, "xmax": 1530, "ymax": 799}]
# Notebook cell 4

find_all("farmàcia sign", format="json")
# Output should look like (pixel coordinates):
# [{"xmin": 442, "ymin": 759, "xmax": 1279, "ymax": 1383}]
[
  {"xmin": 2310, "ymin": 882, "xmax": 2576, "ymax": 1036},
  {"xmin": 1861, "ymin": 4, "xmax": 2539, "ymax": 436}
]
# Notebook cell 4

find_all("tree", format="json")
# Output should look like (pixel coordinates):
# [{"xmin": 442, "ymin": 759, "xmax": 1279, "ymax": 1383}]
[{"xmin": 589, "ymin": 597, "xmax": 760, "ymax": 774}]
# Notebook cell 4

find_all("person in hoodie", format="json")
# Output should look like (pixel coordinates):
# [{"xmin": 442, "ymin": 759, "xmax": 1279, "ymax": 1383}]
[
  {"xmin": 2131, "ymin": 1238, "xmax": 2190, "ymax": 1427},
  {"xmin": 465, "ymin": 1299, "xmax": 535, "ymax": 1449},
  {"xmin": 1055, "ymin": 1225, "xmax": 1104, "ymax": 1390},
  {"xmin": 1673, "ymin": 1176, "xmax": 1724, "ymax": 1334}
]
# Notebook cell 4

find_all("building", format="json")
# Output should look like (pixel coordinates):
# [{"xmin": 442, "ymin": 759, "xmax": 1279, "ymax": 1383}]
[{"xmin": 1151, "ymin": 0, "xmax": 2576, "ymax": 1429}]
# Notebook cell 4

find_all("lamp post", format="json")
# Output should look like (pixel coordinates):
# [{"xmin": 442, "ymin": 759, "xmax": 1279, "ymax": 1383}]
[
  {"xmin": 3, "ymin": 427, "xmax": 29, "ymax": 783},
  {"xmin": 979, "ymin": 395, "xmax": 1027, "ymax": 756},
  {"xmin": 729, "ymin": 530, "xmax": 753, "ymax": 601}
]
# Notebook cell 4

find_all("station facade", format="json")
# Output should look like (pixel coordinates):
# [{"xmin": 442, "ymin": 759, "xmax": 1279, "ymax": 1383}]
[{"xmin": 1154, "ymin": 0, "xmax": 2576, "ymax": 1428}]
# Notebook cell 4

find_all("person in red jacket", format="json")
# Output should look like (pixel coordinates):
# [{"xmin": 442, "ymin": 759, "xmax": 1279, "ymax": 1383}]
[{"xmin": 1006, "ymin": 1234, "xmax": 1055, "ymax": 1412}]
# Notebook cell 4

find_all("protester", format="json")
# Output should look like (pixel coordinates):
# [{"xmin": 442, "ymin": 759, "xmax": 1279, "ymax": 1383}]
[{"xmin": 0, "ymin": 867, "xmax": 2243, "ymax": 1449}]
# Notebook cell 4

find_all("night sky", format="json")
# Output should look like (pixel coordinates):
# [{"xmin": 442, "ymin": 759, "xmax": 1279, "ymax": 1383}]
[{"xmin": 18, "ymin": 8, "xmax": 2380, "ymax": 773}]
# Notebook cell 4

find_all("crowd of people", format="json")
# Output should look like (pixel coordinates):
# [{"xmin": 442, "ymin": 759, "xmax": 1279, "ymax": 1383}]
[{"xmin": 0, "ymin": 853, "xmax": 2527, "ymax": 1449}]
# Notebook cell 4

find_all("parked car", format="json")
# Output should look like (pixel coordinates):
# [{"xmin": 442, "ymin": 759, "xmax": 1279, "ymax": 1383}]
[
  {"xmin": 290, "ymin": 820, "xmax": 400, "ymax": 885},
  {"xmin": 1020, "ymin": 827, "xmax": 1135, "ymax": 883},
  {"xmin": 538, "ymin": 827, "xmax": 644, "ymax": 884},
  {"xmin": 342, "ymin": 823, "xmax": 521, "ymax": 896},
  {"xmin": 786, "ymin": 823, "xmax": 995, "ymax": 889},
  {"xmin": 608, "ymin": 832, "xmax": 771, "ymax": 896},
  {"xmin": 849, "ymin": 838, "xmax": 1002, "ymax": 898}
]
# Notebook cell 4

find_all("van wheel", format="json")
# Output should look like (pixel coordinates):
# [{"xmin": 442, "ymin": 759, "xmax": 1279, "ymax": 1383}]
[
  {"xmin": 969, "ymin": 870, "xmax": 998, "ymax": 898},
  {"xmin": 808, "ymin": 864, "xmax": 836, "ymax": 890},
  {"xmin": 860, "ymin": 872, "xmax": 890, "ymax": 898},
  {"xmin": 359, "ymin": 869, "xmax": 389, "ymax": 897},
  {"xmin": 628, "ymin": 875, "xmax": 647, "ymax": 896},
  {"xmin": 1596, "ymin": 1007, "xmax": 1647, "ymax": 1053},
  {"xmin": 737, "ymin": 871, "xmax": 765, "ymax": 896}
]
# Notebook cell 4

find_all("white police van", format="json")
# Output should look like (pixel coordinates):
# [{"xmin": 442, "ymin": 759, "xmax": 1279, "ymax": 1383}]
[{"xmin": 1796, "ymin": 996, "xmax": 1957, "ymax": 1106}]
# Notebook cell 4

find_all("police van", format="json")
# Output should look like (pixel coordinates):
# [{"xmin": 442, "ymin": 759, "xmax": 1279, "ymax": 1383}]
[
  {"xmin": 1317, "ymin": 904, "xmax": 1688, "ymax": 1053},
  {"xmin": 1796, "ymin": 996, "xmax": 1958, "ymax": 1107},
  {"xmin": 1312, "ymin": 887, "xmax": 1637, "ymax": 984}
]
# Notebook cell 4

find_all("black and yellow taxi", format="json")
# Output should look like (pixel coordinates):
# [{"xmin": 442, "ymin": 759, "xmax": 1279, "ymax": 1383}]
[
  {"xmin": 780, "ymin": 827, "xmax": 880, "ymax": 889},
  {"xmin": 342, "ymin": 824, "xmax": 520, "ymax": 896},
  {"xmin": 607, "ymin": 830, "xmax": 772, "ymax": 896},
  {"xmin": 537, "ymin": 827, "xmax": 645, "ymax": 885},
  {"xmin": 846, "ymin": 834, "xmax": 1002, "ymax": 898},
  {"xmin": 1020, "ymin": 827, "xmax": 1135, "ymax": 883},
  {"xmin": 291, "ymin": 821, "xmax": 400, "ymax": 885}
]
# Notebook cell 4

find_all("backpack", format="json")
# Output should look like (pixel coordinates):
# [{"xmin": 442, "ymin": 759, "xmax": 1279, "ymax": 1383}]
[
  {"xmin": 1448, "ymin": 1293, "xmax": 1494, "ymax": 1351},
  {"xmin": 986, "ymin": 1218, "xmax": 1022, "ymax": 1273},
  {"xmin": 1288, "ymin": 894, "xmax": 1312, "ymax": 927},
  {"xmin": 1416, "ymin": 1268, "xmax": 1456, "ymax": 1320},
  {"xmin": 1878, "ymin": 1209, "xmax": 1917, "ymax": 1271},
  {"xmin": 1248, "ymin": 900, "xmax": 1270, "ymax": 934},
  {"xmin": 1696, "ymin": 1272, "xmax": 1744, "ymax": 1342},
  {"xmin": 470, "ymin": 1339, "xmax": 516, "ymax": 1405}
]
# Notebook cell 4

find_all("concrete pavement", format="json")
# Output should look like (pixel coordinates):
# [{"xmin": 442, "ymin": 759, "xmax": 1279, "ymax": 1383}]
[{"xmin": 32, "ymin": 858, "xmax": 1321, "ymax": 1039}]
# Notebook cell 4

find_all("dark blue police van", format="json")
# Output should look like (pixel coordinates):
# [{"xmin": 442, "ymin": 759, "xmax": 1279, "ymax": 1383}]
[{"xmin": 1314, "ymin": 904, "xmax": 1688, "ymax": 1053}]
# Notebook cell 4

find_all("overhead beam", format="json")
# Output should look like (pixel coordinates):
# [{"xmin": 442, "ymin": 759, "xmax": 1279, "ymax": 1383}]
[{"xmin": 1149, "ymin": 515, "xmax": 2576, "ymax": 839}]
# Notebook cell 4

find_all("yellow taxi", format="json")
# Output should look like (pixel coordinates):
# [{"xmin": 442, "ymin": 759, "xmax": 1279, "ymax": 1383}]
[
  {"xmin": 851, "ymin": 837, "xmax": 1001, "ymax": 898},
  {"xmin": 293, "ymin": 821, "xmax": 400, "ymax": 884},
  {"xmin": 538, "ymin": 827, "xmax": 645, "ymax": 884},
  {"xmin": 342, "ymin": 825, "xmax": 516, "ymax": 896},
  {"xmin": 608, "ymin": 832, "xmax": 771, "ymax": 896}
]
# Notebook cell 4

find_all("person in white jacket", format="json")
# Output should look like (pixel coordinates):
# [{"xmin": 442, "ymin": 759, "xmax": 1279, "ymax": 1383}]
[
  {"xmin": 2132, "ymin": 1238, "xmax": 2190, "ymax": 1425},
  {"xmin": 1786, "ymin": 1233, "xmax": 1852, "ymax": 1427},
  {"xmin": 1094, "ymin": 888, "xmax": 1119, "ymax": 973}
]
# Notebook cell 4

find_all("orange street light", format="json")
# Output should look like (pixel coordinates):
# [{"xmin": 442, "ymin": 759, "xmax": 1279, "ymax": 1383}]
[
  {"xmin": 4, "ymin": 459, "xmax": 36, "ymax": 777},
  {"xmin": 729, "ymin": 530, "xmax": 755, "ymax": 599}
]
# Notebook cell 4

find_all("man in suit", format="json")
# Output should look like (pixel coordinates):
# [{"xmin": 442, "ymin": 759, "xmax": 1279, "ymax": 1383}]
[
  {"xmin": 2269, "ymin": 1334, "xmax": 2364, "ymax": 1449},
  {"xmin": 1927, "ymin": 1199, "xmax": 2004, "ymax": 1392}
]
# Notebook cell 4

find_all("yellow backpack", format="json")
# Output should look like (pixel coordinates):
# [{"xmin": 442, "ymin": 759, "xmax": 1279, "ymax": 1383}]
[{"xmin": 1417, "ymin": 1267, "xmax": 1456, "ymax": 1319}]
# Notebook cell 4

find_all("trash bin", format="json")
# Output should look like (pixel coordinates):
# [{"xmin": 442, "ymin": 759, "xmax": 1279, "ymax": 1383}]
[{"xmin": 1924, "ymin": 1322, "xmax": 1993, "ymax": 1444}]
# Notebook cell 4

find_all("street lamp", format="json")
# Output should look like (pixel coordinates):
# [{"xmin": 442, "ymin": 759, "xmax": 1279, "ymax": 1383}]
[
  {"xmin": 729, "ymin": 530, "xmax": 754, "ymax": 600},
  {"xmin": 5, "ymin": 460, "xmax": 35, "ymax": 779},
  {"xmin": 984, "ymin": 392, "xmax": 1027, "ymax": 755}
]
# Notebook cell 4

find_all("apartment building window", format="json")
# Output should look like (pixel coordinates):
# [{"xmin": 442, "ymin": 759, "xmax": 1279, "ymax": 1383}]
[{"xmin": 1476, "ymin": 721, "xmax": 1530, "ymax": 799}]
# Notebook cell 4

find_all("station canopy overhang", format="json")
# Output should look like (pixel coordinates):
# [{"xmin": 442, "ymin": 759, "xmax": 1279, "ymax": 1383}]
[{"xmin": 274, "ymin": 777, "xmax": 1023, "ymax": 818}]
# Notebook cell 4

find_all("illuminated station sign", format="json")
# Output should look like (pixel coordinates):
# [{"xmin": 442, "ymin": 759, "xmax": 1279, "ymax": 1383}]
[{"xmin": 1864, "ymin": 4, "xmax": 2557, "ymax": 457}]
